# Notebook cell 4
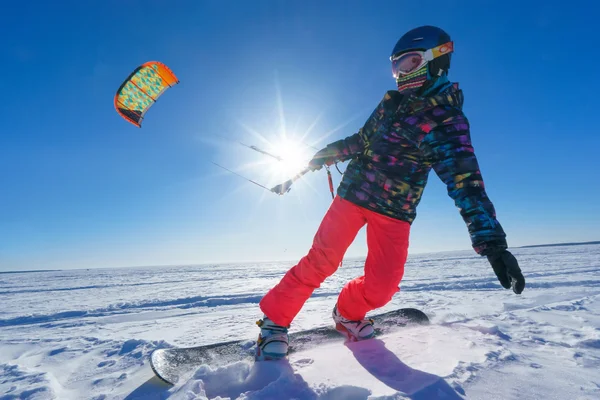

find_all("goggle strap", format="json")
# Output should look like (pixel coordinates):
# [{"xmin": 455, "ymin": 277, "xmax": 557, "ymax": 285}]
[
  {"xmin": 390, "ymin": 41, "xmax": 453, "ymax": 62},
  {"xmin": 427, "ymin": 41, "xmax": 454, "ymax": 61}
]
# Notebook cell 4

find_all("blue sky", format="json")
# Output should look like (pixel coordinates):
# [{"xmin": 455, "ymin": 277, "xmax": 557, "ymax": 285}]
[{"xmin": 1, "ymin": 0, "xmax": 598, "ymax": 271}]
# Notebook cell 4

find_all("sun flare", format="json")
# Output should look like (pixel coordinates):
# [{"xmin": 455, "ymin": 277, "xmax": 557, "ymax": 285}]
[{"xmin": 268, "ymin": 138, "xmax": 312, "ymax": 177}]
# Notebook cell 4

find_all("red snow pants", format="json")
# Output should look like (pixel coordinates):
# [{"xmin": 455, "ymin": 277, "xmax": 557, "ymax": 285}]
[{"xmin": 259, "ymin": 196, "xmax": 410, "ymax": 326}]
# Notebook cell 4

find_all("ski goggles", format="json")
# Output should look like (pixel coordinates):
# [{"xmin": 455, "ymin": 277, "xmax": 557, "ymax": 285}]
[{"xmin": 390, "ymin": 42, "xmax": 454, "ymax": 78}]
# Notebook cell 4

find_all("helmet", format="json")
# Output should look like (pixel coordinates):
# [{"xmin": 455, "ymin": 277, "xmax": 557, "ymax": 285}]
[{"xmin": 391, "ymin": 25, "xmax": 452, "ymax": 78}]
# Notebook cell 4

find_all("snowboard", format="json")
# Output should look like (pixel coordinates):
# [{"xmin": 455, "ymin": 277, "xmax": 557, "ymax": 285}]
[{"xmin": 150, "ymin": 308, "xmax": 429, "ymax": 385}]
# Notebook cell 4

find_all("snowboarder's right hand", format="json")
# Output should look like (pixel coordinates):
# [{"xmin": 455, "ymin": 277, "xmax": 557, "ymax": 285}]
[
  {"xmin": 308, "ymin": 148, "xmax": 335, "ymax": 171},
  {"xmin": 487, "ymin": 250, "xmax": 525, "ymax": 294}
]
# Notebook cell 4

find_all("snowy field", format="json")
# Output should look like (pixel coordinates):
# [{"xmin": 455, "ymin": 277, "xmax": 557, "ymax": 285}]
[{"xmin": 1, "ymin": 243, "xmax": 599, "ymax": 400}]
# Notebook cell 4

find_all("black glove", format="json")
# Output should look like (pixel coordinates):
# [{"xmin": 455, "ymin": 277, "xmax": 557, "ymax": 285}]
[
  {"xmin": 308, "ymin": 147, "xmax": 335, "ymax": 171},
  {"xmin": 487, "ymin": 250, "xmax": 525, "ymax": 294}
]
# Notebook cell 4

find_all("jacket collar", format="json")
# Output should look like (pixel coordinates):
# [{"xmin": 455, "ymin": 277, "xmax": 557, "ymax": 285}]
[{"xmin": 398, "ymin": 83, "xmax": 463, "ymax": 114}]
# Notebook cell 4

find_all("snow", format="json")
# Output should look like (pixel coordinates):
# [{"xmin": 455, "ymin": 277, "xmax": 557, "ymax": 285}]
[{"xmin": 1, "ymin": 244, "xmax": 599, "ymax": 399}]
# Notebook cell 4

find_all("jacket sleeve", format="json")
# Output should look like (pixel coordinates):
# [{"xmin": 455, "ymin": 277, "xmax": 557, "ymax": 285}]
[
  {"xmin": 321, "ymin": 129, "xmax": 368, "ymax": 163},
  {"xmin": 321, "ymin": 91, "xmax": 400, "ymax": 163},
  {"xmin": 422, "ymin": 112, "xmax": 507, "ymax": 256}
]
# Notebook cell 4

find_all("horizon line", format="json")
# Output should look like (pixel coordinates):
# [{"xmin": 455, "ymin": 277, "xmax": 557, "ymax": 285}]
[{"xmin": 2, "ymin": 240, "xmax": 598, "ymax": 274}]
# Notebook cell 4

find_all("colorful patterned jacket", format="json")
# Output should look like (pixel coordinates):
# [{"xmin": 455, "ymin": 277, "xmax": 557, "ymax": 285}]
[{"xmin": 324, "ymin": 84, "xmax": 507, "ymax": 256}]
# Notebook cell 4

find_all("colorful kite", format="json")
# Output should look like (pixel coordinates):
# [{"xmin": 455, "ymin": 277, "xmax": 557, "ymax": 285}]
[{"xmin": 114, "ymin": 61, "xmax": 179, "ymax": 127}]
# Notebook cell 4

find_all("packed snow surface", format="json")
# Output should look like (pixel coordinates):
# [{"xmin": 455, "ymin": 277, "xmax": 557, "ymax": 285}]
[{"xmin": 1, "ymin": 244, "xmax": 599, "ymax": 399}]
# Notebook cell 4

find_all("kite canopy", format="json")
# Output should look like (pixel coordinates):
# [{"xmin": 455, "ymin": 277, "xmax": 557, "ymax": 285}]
[{"xmin": 114, "ymin": 61, "xmax": 179, "ymax": 127}]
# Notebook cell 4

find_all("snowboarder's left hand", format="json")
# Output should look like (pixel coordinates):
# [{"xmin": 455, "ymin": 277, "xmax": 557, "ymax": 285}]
[{"xmin": 487, "ymin": 250, "xmax": 525, "ymax": 294}]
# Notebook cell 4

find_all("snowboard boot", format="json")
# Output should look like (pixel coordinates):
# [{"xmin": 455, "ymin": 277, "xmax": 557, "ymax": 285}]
[
  {"xmin": 332, "ymin": 305, "xmax": 375, "ymax": 341},
  {"xmin": 256, "ymin": 316, "xmax": 289, "ymax": 360}
]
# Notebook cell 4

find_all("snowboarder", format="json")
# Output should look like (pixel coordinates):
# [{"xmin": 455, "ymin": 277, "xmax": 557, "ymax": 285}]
[{"xmin": 256, "ymin": 25, "xmax": 526, "ymax": 360}]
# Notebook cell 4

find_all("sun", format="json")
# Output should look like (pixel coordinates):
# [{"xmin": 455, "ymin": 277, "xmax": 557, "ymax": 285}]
[{"xmin": 268, "ymin": 138, "xmax": 313, "ymax": 178}]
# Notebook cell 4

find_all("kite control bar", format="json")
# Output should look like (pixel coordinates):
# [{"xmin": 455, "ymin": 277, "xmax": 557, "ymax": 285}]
[
  {"xmin": 270, "ymin": 167, "xmax": 312, "ymax": 195},
  {"xmin": 211, "ymin": 163, "xmax": 313, "ymax": 195},
  {"xmin": 211, "ymin": 141, "xmax": 334, "ymax": 196}
]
